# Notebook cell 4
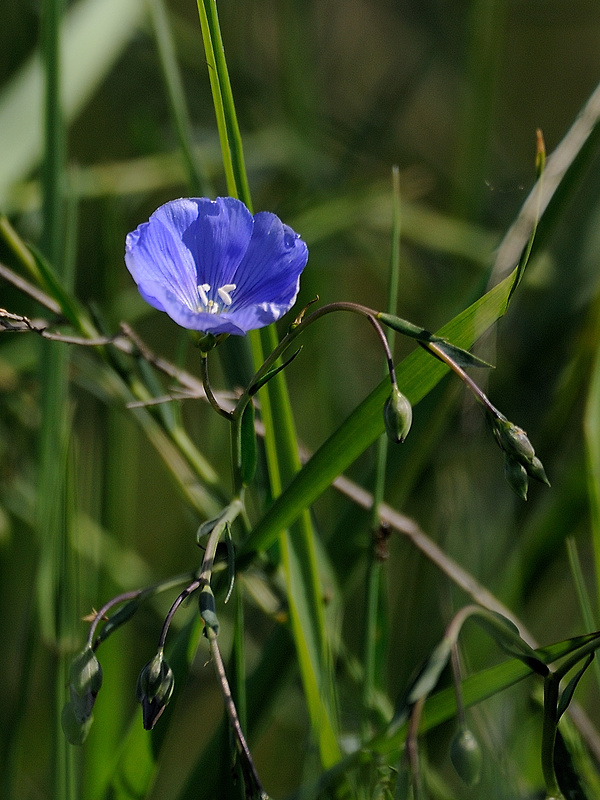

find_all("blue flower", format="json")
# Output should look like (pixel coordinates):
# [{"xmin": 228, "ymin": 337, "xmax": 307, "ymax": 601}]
[{"xmin": 125, "ymin": 197, "xmax": 309, "ymax": 336}]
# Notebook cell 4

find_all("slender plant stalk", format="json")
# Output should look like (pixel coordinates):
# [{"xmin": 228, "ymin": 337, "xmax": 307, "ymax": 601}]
[
  {"xmin": 362, "ymin": 167, "xmax": 401, "ymax": 731},
  {"xmin": 195, "ymin": 0, "xmax": 340, "ymax": 770}
]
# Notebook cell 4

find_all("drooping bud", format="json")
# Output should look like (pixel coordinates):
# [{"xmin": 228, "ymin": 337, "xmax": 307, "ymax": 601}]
[
  {"xmin": 488, "ymin": 413, "xmax": 550, "ymax": 496},
  {"xmin": 504, "ymin": 456, "xmax": 529, "ymax": 501},
  {"xmin": 383, "ymin": 386, "xmax": 412, "ymax": 444},
  {"xmin": 450, "ymin": 728, "xmax": 482, "ymax": 787},
  {"xmin": 61, "ymin": 701, "xmax": 95, "ymax": 746},
  {"xmin": 136, "ymin": 653, "xmax": 175, "ymax": 730},
  {"xmin": 68, "ymin": 647, "xmax": 103, "ymax": 724}
]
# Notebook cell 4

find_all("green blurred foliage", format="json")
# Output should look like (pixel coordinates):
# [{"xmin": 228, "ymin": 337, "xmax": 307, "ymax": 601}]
[{"xmin": 2, "ymin": 0, "xmax": 600, "ymax": 798}]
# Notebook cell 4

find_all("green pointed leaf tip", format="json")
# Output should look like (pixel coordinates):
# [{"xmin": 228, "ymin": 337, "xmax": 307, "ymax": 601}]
[
  {"xmin": 383, "ymin": 386, "xmax": 412, "ymax": 444},
  {"xmin": 136, "ymin": 653, "xmax": 175, "ymax": 730},
  {"xmin": 406, "ymin": 637, "xmax": 453, "ymax": 706},
  {"xmin": 450, "ymin": 728, "xmax": 483, "ymax": 786},
  {"xmin": 96, "ymin": 597, "xmax": 141, "ymax": 643},
  {"xmin": 556, "ymin": 653, "xmax": 594, "ymax": 720},
  {"xmin": 429, "ymin": 338, "xmax": 494, "ymax": 369}
]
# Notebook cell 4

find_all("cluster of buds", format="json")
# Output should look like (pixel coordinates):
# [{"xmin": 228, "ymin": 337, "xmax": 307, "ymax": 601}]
[{"xmin": 488, "ymin": 412, "xmax": 550, "ymax": 500}]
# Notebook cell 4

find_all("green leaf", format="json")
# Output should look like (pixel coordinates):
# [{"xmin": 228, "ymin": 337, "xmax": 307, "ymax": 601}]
[{"xmin": 557, "ymin": 653, "xmax": 594, "ymax": 721}]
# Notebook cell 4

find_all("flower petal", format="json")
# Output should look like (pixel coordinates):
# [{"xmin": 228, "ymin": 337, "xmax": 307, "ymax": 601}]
[
  {"xmin": 180, "ymin": 197, "xmax": 253, "ymax": 290},
  {"xmin": 125, "ymin": 199, "xmax": 202, "ymax": 312},
  {"xmin": 229, "ymin": 212, "xmax": 308, "ymax": 330}
]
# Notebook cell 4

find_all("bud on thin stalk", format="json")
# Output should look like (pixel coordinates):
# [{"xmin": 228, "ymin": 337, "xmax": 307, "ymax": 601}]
[
  {"xmin": 384, "ymin": 386, "xmax": 412, "ymax": 444},
  {"xmin": 450, "ymin": 728, "xmax": 483, "ymax": 786},
  {"xmin": 136, "ymin": 652, "xmax": 175, "ymax": 730}
]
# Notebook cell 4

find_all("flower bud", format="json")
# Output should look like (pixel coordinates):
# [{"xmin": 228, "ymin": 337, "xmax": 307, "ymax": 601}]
[
  {"xmin": 136, "ymin": 653, "xmax": 174, "ymax": 730},
  {"xmin": 489, "ymin": 414, "xmax": 550, "ymax": 493},
  {"xmin": 504, "ymin": 456, "xmax": 529, "ymax": 501},
  {"xmin": 383, "ymin": 386, "xmax": 412, "ymax": 444},
  {"xmin": 450, "ymin": 728, "xmax": 482, "ymax": 787},
  {"xmin": 68, "ymin": 647, "xmax": 103, "ymax": 724},
  {"xmin": 61, "ymin": 700, "xmax": 94, "ymax": 746}
]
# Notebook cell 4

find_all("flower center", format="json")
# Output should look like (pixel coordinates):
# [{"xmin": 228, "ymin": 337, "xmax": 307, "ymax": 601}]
[{"xmin": 197, "ymin": 283, "xmax": 237, "ymax": 314}]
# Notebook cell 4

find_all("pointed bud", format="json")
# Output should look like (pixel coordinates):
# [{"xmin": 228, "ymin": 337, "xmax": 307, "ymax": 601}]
[
  {"xmin": 528, "ymin": 455, "xmax": 550, "ymax": 486},
  {"xmin": 383, "ymin": 386, "xmax": 412, "ymax": 444},
  {"xmin": 136, "ymin": 653, "xmax": 174, "ymax": 730},
  {"xmin": 68, "ymin": 647, "xmax": 103, "ymax": 724},
  {"xmin": 504, "ymin": 456, "xmax": 529, "ymax": 500},
  {"xmin": 450, "ymin": 728, "xmax": 482, "ymax": 786},
  {"xmin": 489, "ymin": 414, "xmax": 549, "ymax": 492}
]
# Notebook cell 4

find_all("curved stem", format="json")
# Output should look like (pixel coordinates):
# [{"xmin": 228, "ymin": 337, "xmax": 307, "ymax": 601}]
[
  {"xmin": 366, "ymin": 314, "xmax": 397, "ymax": 387},
  {"xmin": 200, "ymin": 352, "xmax": 233, "ymax": 420},
  {"xmin": 232, "ymin": 301, "xmax": 393, "ymax": 424}
]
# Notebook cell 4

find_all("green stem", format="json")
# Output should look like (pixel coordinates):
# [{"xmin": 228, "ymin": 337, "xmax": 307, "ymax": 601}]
[{"xmin": 199, "ymin": 352, "xmax": 233, "ymax": 420}]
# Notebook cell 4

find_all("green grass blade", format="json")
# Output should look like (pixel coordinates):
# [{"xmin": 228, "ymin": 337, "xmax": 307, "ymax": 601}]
[
  {"xmin": 37, "ymin": 1, "xmax": 77, "ymax": 797},
  {"xmin": 195, "ymin": 1, "xmax": 340, "ymax": 769},
  {"xmin": 585, "ymin": 336, "xmax": 600, "ymax": 611}
]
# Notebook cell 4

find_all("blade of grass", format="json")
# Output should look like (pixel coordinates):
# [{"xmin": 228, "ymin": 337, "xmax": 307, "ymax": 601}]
[
  {"xmin": 585, "ymin": 333, "xmax": 600, "ymax": 614},
  {"xmin": 36, "ymin": 2, "xmax": 76, "ymax": 799},
  {"xmin": 196, "ymin": 1, "xmax": 340, "ymax": 769},
  {"xmin": 566, "ymin": 537, "xmax": 600, "ymax": 694}
]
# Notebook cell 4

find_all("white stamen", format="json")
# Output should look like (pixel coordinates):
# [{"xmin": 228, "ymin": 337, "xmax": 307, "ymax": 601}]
[
  {"xmin": 217, "ymin": 284, "xmax": 236, "ymax": 306},
  {"xmin": 198, "ymin": 283, "xmax": 211, "ymax": 306}
]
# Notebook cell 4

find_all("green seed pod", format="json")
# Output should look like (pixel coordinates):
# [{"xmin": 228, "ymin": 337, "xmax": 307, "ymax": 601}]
[
  {"xmin": 136, "ymin": 653, "xmax": 174, "ymax": 730},
  {"xmin": 450, "ymin": 728, "xmax": 482, "ymax": 787},
  {"xmin": 383, "ymin": 386, "xmax": 412, "ymax": 444}
]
